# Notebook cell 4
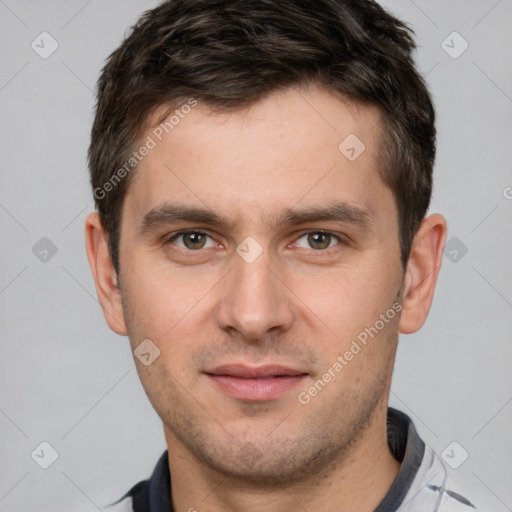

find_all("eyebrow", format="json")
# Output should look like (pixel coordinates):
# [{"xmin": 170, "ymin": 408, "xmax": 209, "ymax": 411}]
[
  {"xmin": 138, "ymin": 201, "xmax": 374, "ymax": 236},
  {"xmin": 140, "ymin": 204, "xmax": 235, "ymax": 233},
  {"xmin": 276, "ymin": 203, "xmax": 374, "ymax": 231}
]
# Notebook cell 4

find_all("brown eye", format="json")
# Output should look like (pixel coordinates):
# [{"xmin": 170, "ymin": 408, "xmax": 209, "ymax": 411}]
[
  {"xmin": 295, "ymin": 232, "xmax": 340, "ymax": 251},
  {"xmin": 170, "ymin": 231, "xmax": 216, "ymax": 251},
  {"xmin": 182, "ymin": 232, "xmax": 206, "ymax": 249},
  {"xmin": 307, "ymin": 232, "xmax": 332, "ymax": 250}
]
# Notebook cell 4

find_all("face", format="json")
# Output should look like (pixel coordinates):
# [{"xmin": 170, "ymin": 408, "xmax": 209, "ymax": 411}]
[{"xmin": 114, "ymin": 85, "xmax": 406, "ymax": 483}]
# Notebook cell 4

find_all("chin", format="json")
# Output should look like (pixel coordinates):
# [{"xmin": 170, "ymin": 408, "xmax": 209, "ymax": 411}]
[{"xmin": 184, "ymin": 432, "xmax": 348, "ymax": 487}]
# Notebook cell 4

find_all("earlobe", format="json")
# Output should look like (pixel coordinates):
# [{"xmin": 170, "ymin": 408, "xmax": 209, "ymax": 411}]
[
  {"xmin": 398, "ymin": 213, "xmax": 447, "ymax": 334},
  {"xmin": 85, "ymin": 212, "xmax": 128, "ymax": 336}
]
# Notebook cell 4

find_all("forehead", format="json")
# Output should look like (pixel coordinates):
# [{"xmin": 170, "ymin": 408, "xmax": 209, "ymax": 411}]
[{"xmin": 123, "ymin": 84, "xmax": 393, "ymax": 231}]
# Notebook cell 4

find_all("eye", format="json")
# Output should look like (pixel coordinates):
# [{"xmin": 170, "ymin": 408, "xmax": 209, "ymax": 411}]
[
  {"xmin": 294, "ymin": 231, "xmax": 342, "ymax": 251},
  {"xmin": 168, "ymin": 230, "xmax": 217, "ymax": 251}
]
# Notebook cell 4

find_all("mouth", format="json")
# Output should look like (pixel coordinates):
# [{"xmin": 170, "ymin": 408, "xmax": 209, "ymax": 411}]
[{"xmin": 204, "ymin": 364, "xmax": 309, "ymax": 401}]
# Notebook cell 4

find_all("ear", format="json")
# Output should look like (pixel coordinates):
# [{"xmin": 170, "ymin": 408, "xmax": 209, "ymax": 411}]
[
  {"xmin": 85, "ymin": 212, "xmax": 128, "ymax": 336},
  {"xmin": 398, "ymin": 213, "xmax": 447, "ymax": 334}
]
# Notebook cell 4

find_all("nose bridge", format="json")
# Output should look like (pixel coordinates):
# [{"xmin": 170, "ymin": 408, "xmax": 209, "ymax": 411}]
[
  {"xmin": 235, "ymin": 249, "xmax": 274, "ymax": 301},
  {"xmin": 216, "ymin": 244, "xmax": 292, "ymax": 339}
]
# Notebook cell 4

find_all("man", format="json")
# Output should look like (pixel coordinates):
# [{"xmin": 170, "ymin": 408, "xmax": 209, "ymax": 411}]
[{"xmin": 85, "ymin": 0, "xmax": 483, "ymax": 510}]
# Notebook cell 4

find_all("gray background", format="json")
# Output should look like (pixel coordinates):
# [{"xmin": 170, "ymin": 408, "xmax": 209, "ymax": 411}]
[{"xmin": 0, "ymin": 0, "xmax": 511, "ymax": 510}]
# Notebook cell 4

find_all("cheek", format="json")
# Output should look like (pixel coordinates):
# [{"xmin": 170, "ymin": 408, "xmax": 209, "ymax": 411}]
[
  {"xmin": 289, "ymin": 262, "xmax": 399, "ymax": 338},
  {"xmin": 121, "ymin": 256, "xmax": 222, "ymax": 348}
]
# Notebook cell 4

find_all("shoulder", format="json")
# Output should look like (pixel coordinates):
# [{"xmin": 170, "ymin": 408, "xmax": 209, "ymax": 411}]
[
  {"xmin": 401, "ymin": 443, "xmax": 492, "ymax": 511},
  {"xmin": 87, "ymin": 495, "xmax": 134, "ymax": 512},
  {"xmin": 101, "ymin": 496, "xmax": 134, "ymax": 511},
  {"xmin": 91, "ymin": 452, "xmax": 169, "ymax": 512},
  {"xmin": 435, "ymin": 470, "xmax": 495, "ymax": 512},
  {"xmin": 97, "ymin": 479, "xmax": 151, "ymax": 512}
]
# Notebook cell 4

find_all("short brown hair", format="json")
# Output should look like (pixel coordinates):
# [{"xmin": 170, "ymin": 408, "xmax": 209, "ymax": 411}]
[{"xmin": 89, "ymin": 0, "xmax": 436, "ymax": 273}]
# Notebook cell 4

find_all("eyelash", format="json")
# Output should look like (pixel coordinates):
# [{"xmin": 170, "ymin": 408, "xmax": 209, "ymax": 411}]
[{"xmin": 164, "ymin": 229, "xmax": 346, "ymax": 258}]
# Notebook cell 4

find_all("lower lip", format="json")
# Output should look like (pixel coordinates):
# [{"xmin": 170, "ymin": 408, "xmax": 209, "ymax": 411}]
[{"xmin": 207, "ymin": 374, "xmax": 307, "ymax": 401}]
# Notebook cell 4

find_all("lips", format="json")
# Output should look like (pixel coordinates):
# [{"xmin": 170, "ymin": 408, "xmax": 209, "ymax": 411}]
[
  {"xmin": 208, "ymin": 364, "xmax": 306, "ymax": 378},
  {"xmin": 205, "ymin": 364, "xmax": 308, "ymax": 401}
]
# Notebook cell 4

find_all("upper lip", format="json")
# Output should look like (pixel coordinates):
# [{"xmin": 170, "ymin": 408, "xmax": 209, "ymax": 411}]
[{"xmin": 205, "ymin": 364, "xmax": 308, "ymax": 378}]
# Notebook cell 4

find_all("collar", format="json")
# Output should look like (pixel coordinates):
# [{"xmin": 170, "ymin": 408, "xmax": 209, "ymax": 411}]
[{"xmin": 118, "ymin": 407, "xmax": 426, "ymax": 512}]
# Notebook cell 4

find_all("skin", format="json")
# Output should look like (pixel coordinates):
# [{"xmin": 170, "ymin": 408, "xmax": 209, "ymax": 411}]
[{"xmin": 86, "ymin": 83, "xmax": 447, "ymax": 512}]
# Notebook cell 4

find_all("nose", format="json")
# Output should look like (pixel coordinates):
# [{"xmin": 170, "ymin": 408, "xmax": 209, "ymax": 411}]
[{"xmin": 215, "ymin": 246, "xmax": 294, "ymax": 341}]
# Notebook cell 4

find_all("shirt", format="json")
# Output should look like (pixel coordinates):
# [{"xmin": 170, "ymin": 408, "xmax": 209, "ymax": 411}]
[{"xmin": 104, "ymin": 408, "xmax": 484, "ymax": 511}]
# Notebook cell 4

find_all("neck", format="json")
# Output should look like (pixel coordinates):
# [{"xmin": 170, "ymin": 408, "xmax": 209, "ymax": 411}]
[{"xmin": 165, "ymin": 401, "xmax": 400, "ymax": 512}]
